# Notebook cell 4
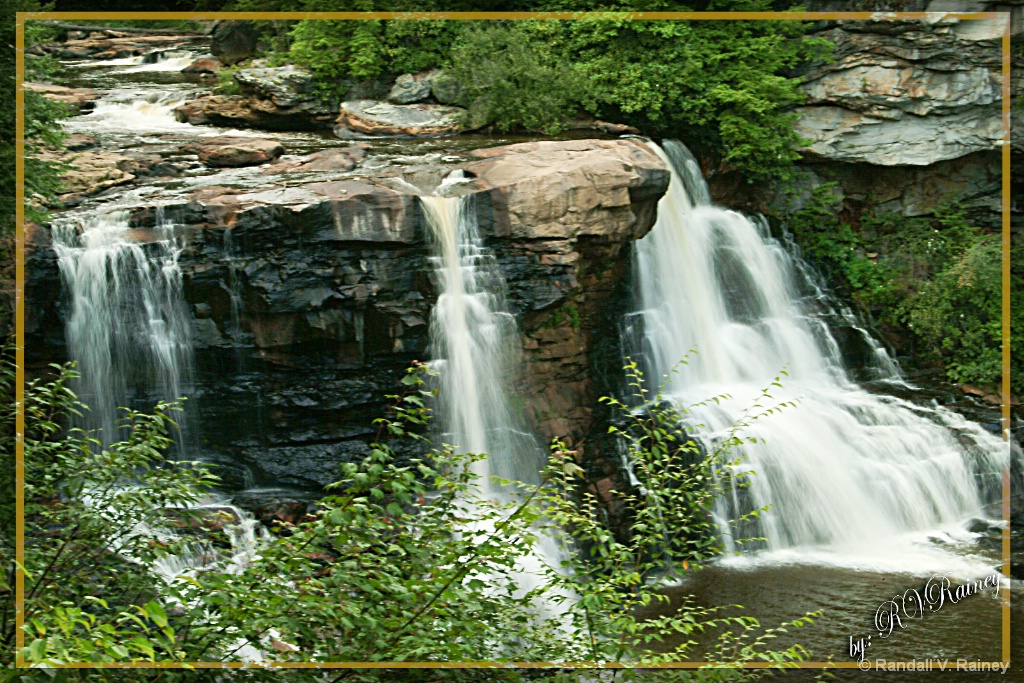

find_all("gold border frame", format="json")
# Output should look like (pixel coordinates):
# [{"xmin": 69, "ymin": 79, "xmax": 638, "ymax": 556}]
[{"xmin": 13, "ymin": 9, "xmax": 1014, "ymax": 671}]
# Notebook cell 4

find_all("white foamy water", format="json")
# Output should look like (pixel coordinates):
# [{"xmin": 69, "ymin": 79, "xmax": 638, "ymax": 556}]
[
  {"xmin": 52, "ymin": 208, "xmax": 193, "ymax": 446},
  {"xmin": 65, "ymin": 89, "xmax": 196, "ymax": 134},
  {"xmin": 632, "ymin": 140, "xmax": 1016, "ymax": 569},
  {"xmin": 120, "ymin": 50, "xmax": 196, "ymax": 73},
  {"xmin": 421, "ymin": 176, "xmax": 569, "ymax": 619}
]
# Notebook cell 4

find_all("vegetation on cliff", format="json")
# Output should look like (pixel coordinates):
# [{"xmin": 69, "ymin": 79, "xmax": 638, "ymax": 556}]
[
  {"xmin": 217, "ymin": 1, "xmax": 831, "ymax": 181},
  {"xmin": 787, "ymin": 184, "xmax": 1019, "ymax": 394}
]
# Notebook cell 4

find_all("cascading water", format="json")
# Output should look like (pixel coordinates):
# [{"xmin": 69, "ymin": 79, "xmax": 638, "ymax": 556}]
[
  {"xmin": 632, "ymin": 140, "xmax": 1014, "ymax": 569},
  {"xmin": 52, "ymin": 207, "xmax": 193, "ymax": 448},
  {"xmin": 420, "ymin": 175, "xmax": 567, "ymax": 614}
]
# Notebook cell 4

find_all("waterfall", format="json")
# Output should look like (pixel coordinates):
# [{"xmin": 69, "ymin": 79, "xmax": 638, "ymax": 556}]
[
  {"xmin": 53, "ymin": 208, "xmax": 193, "ymax": 448},
  {"xmin": 633, "ymin": 140, "xmax": 1014, "ymax": 568},
  {"xmin": 66, "ymin": 90, "xmax": 198, "ymax": 134},
  {"xmin": 420, "ymin": 177, "xmax": 566, "ymax": 612}
]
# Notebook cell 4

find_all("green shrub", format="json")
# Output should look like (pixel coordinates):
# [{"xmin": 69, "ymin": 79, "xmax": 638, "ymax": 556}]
[
  {"xmin": 7, "ymin": 356, "xmax": 814, "ymax": 672},
  {"xmin": 213, "ymin": 64, "xmax": 242, "ymax": 95},
  {"xmin": 445, "ymin": 22, "xmax": 587, "ymax": 134},
  {"xmin": 787, "ymin": 185, "xmax": 1019, "ymax": 393}
]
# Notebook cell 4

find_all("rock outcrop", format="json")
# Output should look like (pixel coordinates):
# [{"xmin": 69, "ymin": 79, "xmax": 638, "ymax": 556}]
[
  {"xmin": 19, "ymin": 139, "xmax": 667, "ymax": 489},
  {"xmin": 335, "ymin": 100, "xmax": 467, "ymax": 138},
  {"xmin": 173, "ymin": 89, "xmax": 336, "ymax": 131},
  {"xmin": 23, "ymin": 83, "xmax": 101, "ymax": 113},
  {"xmin": 460, "ymin": 140, "xmax": 669, "ymax": 241},
  {"xmin": 794, "ymin": 17, "xmax": 1003, "ymax": 166}
]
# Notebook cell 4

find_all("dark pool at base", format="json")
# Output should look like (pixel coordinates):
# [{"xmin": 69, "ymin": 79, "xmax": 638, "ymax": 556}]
[{"xmin": 638, "ymin": 562, "xmax": 1021, "ymax": 680}]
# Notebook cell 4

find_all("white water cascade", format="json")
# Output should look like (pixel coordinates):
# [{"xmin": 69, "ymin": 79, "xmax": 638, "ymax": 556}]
[
  {"xmin": 53, "ymin": 208, "xmax": 193, "ymax": 447},
  {"xmin": 633, "ymin": 140, "xmax": 1014, "ymax": 569},
  {"xmin": 420, "ymin": 177, "xmax": 567, "ymax": 614}
]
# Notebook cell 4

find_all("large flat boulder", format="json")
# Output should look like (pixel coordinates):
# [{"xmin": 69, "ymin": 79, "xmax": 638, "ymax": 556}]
[
  {"xmin": 173, "ymin": 93, "xmax": 336, "ymax": 131},
  {"xmin": 184, "ymin": 135, "xmax": 285, "ymax": 167},
  {"xmin": 335, "ymin": 100, "xmax": 466, "ymax": 137},
  {"xmin": 460, "ymin": 139, "xmax": 670, "ymax": 241}
]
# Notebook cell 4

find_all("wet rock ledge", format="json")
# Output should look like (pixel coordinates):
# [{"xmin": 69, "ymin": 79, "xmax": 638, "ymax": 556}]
[{"xmin": 27, "ymin": 139, "xmax": 669, "ymax": 491}]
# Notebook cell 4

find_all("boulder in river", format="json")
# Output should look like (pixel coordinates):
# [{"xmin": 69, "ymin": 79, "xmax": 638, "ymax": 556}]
[
  {"xmin": 23, "ymin": 82, "xmax": 100, "ymax": 113},
  {"xmin": 210, "ymin": 20, "xmax": 258, "ymax": 65},
  {"xmin": 184, "ymin": 135, "xmax": 285, "ymax": 167},
  {"xmin": 182, "ymin": 57, "xmax": 224, "ymax": 74},
  {"xmin": 335, "ymin": 100, "xmax": 466, "ymax": 138},
  {"xmin": 386, "ymin": 69, "xmax": 440, "ymax": 104},
  {"xmin": 265, "ymin": 145, "xmax": 370, "ymax": 174}
]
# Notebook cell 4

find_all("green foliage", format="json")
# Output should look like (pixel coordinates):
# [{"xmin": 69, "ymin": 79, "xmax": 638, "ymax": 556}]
[
  {"xmin": 22, "ymin": 17, "xmax": 72, "ymax": 226},
  {"xmin": 8, "ymin": 359, "xmax": 219, "ymax": 665},
  {"xmin": 548, "ymin": 4, "xmax": 831, "ymax": 180},
  {"xmin": 539, "ymin": 303, "xmax": 581, "ymax": 331},
  {"xmin": 214, "ymin": 64, "xmax": 243, "ymax": 95},
  {"xmin": 229, "ymin": 1, "xmax": 829, "ymax": 179},
  {"xmin": 903, "ymin": 236, "xmax": 1007, "ymax": 389},
  {"xmin": 5, "ymin": 356, "xmax": 813, "ymax": 673},
  {"xmin": 787, "ymin": 185, "xmax": 1018, "ymax": 393},
  {"xmin": 446, "ymin": 22, "xmax": 587, "ymax": 135}
]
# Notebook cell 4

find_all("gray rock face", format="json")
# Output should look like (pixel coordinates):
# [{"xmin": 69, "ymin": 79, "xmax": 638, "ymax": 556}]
[
  {"xmin": 210, "ymin": 20, "xmax": 258, "ymax": 65},
  {"xmin": 429, "ymin": 71, "xmax": 463, "ymax": 105},
  {"xmin": 386, "ymin": 69, "xmax": 440, "ymax": 104},
  {"xmin": 235, "ymin": 66, "xmax": 319, "ymax": 109},
  {"xmin": 336, "ymin": 100, "xmax": 467, "ymax": 137},
  {"xmin": 795, "ymin": 19, "xmax": 1004, "ymax": 165}
]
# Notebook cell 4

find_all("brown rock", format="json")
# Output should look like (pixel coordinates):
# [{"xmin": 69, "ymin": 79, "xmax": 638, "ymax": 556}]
[
  {"xmin": 182, "ymin": 57, "xmax": 224, "ymax": 74},
  {"xmin": 57, "ymin": 151, "xmax": 137, "ymax": 196},
  {"xmin": 264, "ymin": 145, "xmax": 369, "ymax": 174},
  {"xmin": 461, "ymin": 139, "xmax": 669, "ymax": 241},
  {"xmin": 173, "ymin": 94, "xmax": 336, "ymax": 131},
  {"xmin": 64, "ymin": 134, "xmax": 99, "ymax": 151},
  {"xmin": 23, "ymin": 82, "xmax": 100, "ymax": 112},
  {"xmin": 184, "ymin": 135, "xmax": 285, "ymax": 167},
  {"xmin": 336, "ymin": 100, "xmax": 466, "ymax": 137}
]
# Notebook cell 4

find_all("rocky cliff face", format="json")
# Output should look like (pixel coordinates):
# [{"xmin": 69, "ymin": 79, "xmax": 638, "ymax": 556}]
[
  {"xmin": 26, "ymin": 139, "xmax": 668, "ymax": 490},
  {"xmin": 730, "ymin": 12, "xmax": 1015, "ymax": 229}
]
